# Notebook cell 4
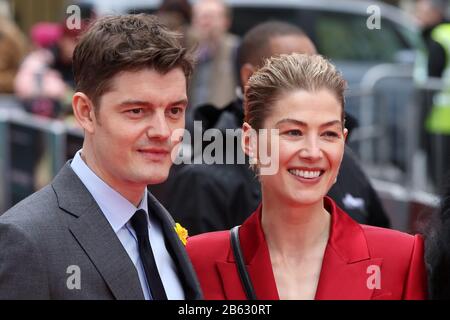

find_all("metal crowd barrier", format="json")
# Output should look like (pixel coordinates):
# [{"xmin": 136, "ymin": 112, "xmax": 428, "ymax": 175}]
[
  {"xmin": 340, "ymin": 65, "xmax": 446, "ymax": 231},
  {"xmin": 345, "ymin": 64, "xmax": 447, "ymax": 193},
  {"xmin": 0, "ymin": 106, "xmax": 83, "ymax": 213}
]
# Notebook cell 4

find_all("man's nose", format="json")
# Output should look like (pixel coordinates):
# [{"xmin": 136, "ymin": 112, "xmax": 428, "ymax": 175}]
[{"xmin": 147, "ymin": 112, "xmax": 171, "ymax": 140}]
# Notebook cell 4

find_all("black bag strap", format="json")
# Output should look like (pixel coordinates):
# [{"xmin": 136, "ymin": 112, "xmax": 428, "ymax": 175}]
[{"xmin": 230, "ymin": 226, "xmax": 257, "ymax": 300}]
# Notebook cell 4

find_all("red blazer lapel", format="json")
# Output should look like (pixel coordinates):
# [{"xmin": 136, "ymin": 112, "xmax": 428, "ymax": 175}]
[
  {"xmin": 315, "ymin": 248, "xmax": 385, "ymax": 299},
  {"xmin": 315, "ymin": 198, "xmax": 389, "ymax": 300},
  {"xmin": 216, "ymin": 205, "xmax": 279, "ymax": 300}
]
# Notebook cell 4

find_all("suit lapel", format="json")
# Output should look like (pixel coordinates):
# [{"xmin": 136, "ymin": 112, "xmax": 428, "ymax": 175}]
[
  {"xmin": 52, "ymin": 164, "xmax": 144, "ymax": 300},
  {"xmin": 147, "ymin": 192, "xmax": 203, "ymax": 300}
]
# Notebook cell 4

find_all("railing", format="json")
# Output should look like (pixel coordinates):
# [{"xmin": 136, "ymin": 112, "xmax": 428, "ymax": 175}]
[
  {"xmin": 0, "ymin": 101, "xmax": 83, "ymax": 213},
  {"xmin": 340, "ymin": 64, "xmax": 445, "ymax": 231},
  {"xmin": 345, "ymin": 64, "xmax": 448, "ymax": 193}
]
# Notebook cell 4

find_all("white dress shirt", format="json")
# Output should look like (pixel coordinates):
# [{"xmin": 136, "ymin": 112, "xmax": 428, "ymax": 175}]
[{"xmin": 71, "ymin": 150, "xmax": 185, "ymax": 300}]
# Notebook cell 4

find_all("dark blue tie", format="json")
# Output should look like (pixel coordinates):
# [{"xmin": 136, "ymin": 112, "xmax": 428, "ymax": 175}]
[{"xmin": 130, "ymin": 209, "xmax": 167, "ymax": 300}]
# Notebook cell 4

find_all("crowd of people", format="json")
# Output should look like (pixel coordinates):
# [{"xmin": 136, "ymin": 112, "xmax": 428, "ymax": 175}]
[{"xmin": 0, "ymin": 0, "xmax": 449, "ymax": 300}]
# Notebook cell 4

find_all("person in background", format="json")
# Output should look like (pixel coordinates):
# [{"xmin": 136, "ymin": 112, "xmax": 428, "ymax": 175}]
[
  {"xmin": 159, "ymin": 21, "xmax": 390, "ymax": 236},
  {"xmin": 157, "ymin": 0, "xmax": 191, "ymax": 35},
  {"xmin": 14, "ymin": 23, "xmax": 83, "ymax": 118},
  {"xmin": 187, "ymin": 0, "xmax": 239, "ymax": 109},
  {"xmin": 0, "ymin": 16, "xmax": 27, "ymax": 94},
  {"xmin": 13, "ymin": 19, "xmax": 90, "ymax": 193},
  {"xmin": 187, "ymin": 53, "xmax": 427, "ymax": 300},
  {"xmin": 14, "ymin": 4, "xmax": 95, "ymax": 119},
  {"xmin": 416, "ymin": 0, "xmax": 450, "ymax": 188},
  {"xmin": 415, "ymin": 0, "xmax": 448, "ymax": 78}
]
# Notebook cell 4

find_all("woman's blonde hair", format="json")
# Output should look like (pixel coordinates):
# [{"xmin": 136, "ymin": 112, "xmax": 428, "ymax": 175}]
[{"xmin": 244, "ymin": 53, "xmax": 347, "ymax": 130}]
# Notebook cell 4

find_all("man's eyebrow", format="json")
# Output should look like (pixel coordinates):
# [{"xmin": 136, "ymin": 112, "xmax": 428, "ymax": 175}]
[
  {"xmin": 275, "ymin": 119, "xmax": 342, "ymax": 128},
  {"xmin": 117, "ymin": 99, "xmax": 188, "ymax": 107},
  {"xmin": 117, "ymin": 100, "xmax": 152, "ymax": 107},
  {"xmin": 169, "ymin": 99, "xmax": 189, "ymax": 107}
]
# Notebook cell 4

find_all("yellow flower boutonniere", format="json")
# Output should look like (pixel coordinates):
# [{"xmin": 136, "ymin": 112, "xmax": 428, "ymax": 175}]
[{"xmin": 174, "ymin": 223, "xmax": 188, "ymax": 246}]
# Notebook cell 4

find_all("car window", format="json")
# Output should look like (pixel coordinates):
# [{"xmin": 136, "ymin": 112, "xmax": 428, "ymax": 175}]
[
  {"xmin": 230, "ymin": 6, "xmax": 412, "ymax": 63},
  {"xmin": 316, "ymin": 11, "xmax": 410, "ymax": 62}
]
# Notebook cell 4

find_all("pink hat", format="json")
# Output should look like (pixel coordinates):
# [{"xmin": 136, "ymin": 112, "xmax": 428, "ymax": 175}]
[{"xmin": 30, "ymin": 22, "xmax": 62, "ymax": 48}]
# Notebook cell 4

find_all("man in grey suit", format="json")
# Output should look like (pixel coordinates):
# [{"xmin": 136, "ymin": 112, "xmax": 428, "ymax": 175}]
[{"xmin": 0, "ymin": 14, "xmax": 202, "ymax": 300}]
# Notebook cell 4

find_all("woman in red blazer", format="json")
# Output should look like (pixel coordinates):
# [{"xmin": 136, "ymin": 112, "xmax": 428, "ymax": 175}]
[{"xmin": 187, "ymin": 53, "xmax": 427, "ymax": 300}]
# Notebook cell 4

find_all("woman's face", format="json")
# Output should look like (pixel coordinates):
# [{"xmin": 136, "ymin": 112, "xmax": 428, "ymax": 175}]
[{"xmin": 255, "ymin": 89, "xmax": 347, "ymax": 207}]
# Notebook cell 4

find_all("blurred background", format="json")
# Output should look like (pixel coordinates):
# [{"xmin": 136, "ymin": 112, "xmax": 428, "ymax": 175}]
[{"xmin": 0, "ymin": 0, "xmax": 448, "ymax": 233}]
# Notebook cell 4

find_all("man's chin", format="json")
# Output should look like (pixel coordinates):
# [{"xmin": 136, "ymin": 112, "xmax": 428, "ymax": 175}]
[
  {"xmin": 133, "ymin": 164, "xmax": 170, "ymax": 184},
  {"xmin": 142, "ymin": 172, "xmax": 170, "ymax": 186}
]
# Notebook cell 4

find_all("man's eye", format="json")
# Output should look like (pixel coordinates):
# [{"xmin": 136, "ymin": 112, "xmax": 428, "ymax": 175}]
[
  {"xmin": 169, "ymin": 107, "xmax": 184, "ymax": 117},
  {"xmin": 128, "ymin": 108, "xmax": 143, "ymax": 115}
]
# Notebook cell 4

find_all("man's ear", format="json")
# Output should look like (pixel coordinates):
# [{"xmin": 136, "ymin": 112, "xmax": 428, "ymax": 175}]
[
  {"xmin": 240, "ymin": 63, "xmax": 255, "ymax": 93},
  {"xmin": 241, "ymin": 122, "xmax": 257, "ymax": 162},
  {"xmin": 343, "ymin": 128, "xmax": 348, "ymax": 142},
  {"xmin": 72, "ymin": 92, "xmax": 97, "ymax": 134}
]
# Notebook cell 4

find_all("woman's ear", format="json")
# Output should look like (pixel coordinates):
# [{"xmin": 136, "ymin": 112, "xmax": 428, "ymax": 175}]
[
  {"xmin": 72, "ymin": 92, "xmax": 96, "ymax": 134},
  {"xmin": 241, "ymin": 122, "xmax": 258, "ymax": 164},
  {"xmin": 343, "ymin": 128, "xmax": 348, "ymax": 142}
]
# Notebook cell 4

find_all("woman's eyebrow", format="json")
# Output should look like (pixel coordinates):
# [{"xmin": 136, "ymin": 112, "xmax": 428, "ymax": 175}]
[{"xmin": 275, "ymin": 118, "xmax": 342, "ymax": 128}]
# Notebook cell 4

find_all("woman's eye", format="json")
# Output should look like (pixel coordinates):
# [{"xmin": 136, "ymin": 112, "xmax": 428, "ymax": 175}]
[
  {"xmin": 285, "ymin": 129, "xmax": 302, "ymax": 136},
  {"xmin": 323, "ymin": 131, "xmax": 339, "ymax": 138}
]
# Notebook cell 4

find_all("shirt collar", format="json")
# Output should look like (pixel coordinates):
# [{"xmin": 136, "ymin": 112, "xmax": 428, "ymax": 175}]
[{"xmin": 71, "ymin": 150, "xmax": 148, "ymax": 233}]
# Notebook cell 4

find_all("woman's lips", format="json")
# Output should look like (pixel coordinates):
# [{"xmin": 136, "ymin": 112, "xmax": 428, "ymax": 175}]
[{"xmin": 288, "ymin": 168, "xmax": 325, "ymax": 184}]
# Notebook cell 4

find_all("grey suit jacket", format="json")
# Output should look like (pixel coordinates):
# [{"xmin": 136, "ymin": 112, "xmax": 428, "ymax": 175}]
[{"xmin": 0, "ymin": 163, "xmax": 203, "ymax": 300}]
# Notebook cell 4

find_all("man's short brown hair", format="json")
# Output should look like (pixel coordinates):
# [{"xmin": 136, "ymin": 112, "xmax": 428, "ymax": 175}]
[{"xmin": 73, "ymin": 14, "xmax": 194, "ymax": 107}]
